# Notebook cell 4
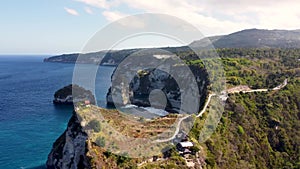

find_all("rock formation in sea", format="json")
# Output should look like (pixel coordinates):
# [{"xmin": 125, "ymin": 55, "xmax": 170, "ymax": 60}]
[{"xmin": 53, "ymin": 84, "xmax": 96, "ymax": 105}]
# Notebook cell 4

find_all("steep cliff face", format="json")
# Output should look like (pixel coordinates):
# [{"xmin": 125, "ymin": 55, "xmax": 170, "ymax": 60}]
[
  {"xmin": 47, "ymin": 112, "xmax": 91, "ymax": 169},
  {"xmin": 107, "ymin": 65, "xmax": 209, "ymax": 114}
]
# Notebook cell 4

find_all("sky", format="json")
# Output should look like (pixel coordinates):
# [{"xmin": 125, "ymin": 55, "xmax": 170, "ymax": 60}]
[{"xmin": 1, "ymin": 0, "xmax": 300, "ymax": 55}]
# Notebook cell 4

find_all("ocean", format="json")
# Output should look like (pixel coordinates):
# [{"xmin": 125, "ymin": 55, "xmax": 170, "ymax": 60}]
[{"xmin": 0, "ymin": 56, "xmax": 114, "ymax": 169}]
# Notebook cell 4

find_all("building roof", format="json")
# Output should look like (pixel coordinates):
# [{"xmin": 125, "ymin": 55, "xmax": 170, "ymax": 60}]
[{"xmin": 179, "ymin": 141, "xmax": 193, "ymax": 147}]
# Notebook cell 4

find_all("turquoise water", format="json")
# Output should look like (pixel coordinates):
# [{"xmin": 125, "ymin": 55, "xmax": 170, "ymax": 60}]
[{"xmin": 0, "ymin": 56, "xmax": 114, "ymax": 169}]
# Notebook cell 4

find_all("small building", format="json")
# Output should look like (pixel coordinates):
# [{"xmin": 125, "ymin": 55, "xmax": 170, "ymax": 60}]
[
  {"xmin": 84, "ymin": 100, "xmax": 91, "ymax": 107},
  {"xmin": 85, "ymin": 100, "xmax": 91, "ymax": 105},
  {"xmin": 177, "ymin": 141, "xmax": 193, "ymax": 152}
]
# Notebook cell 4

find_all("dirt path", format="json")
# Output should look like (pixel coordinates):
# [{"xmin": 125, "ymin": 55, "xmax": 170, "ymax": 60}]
[
  {"xmin": 153, "ymin": 79, "xmax": 288, "ymax": 143},
  {"xmin": 154, "ymin": 94, "xmax": 215, "ymax": 143}
]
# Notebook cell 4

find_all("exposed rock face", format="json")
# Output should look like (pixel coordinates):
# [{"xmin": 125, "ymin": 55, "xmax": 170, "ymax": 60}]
[
  {"xmin": 53, "ymin": 84, "xmax": 95, "ymax": 105},
  {"xmin": 107, "ymin": 64, "xmax": 209, "ymax": 114},
  {"xmin": 46, "ymin": 112, "xmax": 91, "ymax": 169}
]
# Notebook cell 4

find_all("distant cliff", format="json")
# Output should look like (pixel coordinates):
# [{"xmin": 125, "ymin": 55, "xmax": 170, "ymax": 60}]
[
  {"xmin": 44, "ymin": 49, "xmax": 139, "ymax": 66},
  {"xmin": 44, "ymin": 29, "xmax": 300, "ymax": 65},
  {"xmin": 43, "ymin": 46, "xmax": 190, "ymax": 65}
]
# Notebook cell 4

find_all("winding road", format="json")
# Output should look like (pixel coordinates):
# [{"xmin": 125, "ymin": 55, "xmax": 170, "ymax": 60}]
[
  {"xmin": 154, "ymin": 94, "xmax": 215, "ymax": 143},
  {"xmin": 153, "ymin": 79, "xmax": 288, "ymax": 143}
]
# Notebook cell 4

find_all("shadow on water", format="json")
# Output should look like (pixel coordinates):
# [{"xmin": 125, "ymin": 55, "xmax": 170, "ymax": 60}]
[
  {"xmin": 27, "ymin": 164, "xmax": 46, "ymax": 169},
  {"xmin": 53, "ymin": 104, "xmax": 74, "ymax": 111}
]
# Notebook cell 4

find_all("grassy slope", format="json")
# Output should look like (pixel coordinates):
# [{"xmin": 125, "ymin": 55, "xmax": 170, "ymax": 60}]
[
  {"xmin": 187, "ymin": 49, "xmax": 300, "ymax": 169},
  {"xmin": 201, "ymin": 80, "xmax": 300, "ymax": 169}
]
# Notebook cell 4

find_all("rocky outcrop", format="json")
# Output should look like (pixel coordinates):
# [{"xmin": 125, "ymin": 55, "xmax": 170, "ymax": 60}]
[
  {"xmin": 53, "ymin": 84, "xmax": 95, "ymax": 105},
  {"xmin": 47, "ymin": 70, "xmax": 209, "ymax": 168},
  {"xmin": 47, "ymin": 112, "xmax": 91, "ymax": 169},
  {"xmin": 107, "ymin": 64, "xmax": 209, "ymax": 114}
]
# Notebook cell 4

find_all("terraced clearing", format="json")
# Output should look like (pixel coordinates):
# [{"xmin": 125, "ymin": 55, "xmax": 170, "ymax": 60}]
[
  {"xmin": 76, "ymin": 105, "xmax": 186, "ymax": 157},
  {"xmin": 78, "ymin": 106, "xmax": 183, "ymax": 138}
]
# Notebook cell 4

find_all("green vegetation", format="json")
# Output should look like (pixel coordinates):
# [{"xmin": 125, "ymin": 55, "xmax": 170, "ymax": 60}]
[
  {"xmin": 95, "ymin": 136, "xmax": 106, "ymax": 147},
  {"xmin": 181, "ymin": 48, "xmax": 300, "ymax": 88},
  {"xmin": 88, "ymin": 119, "xmax": 101, "ymax": 132},
  {"xmin": 199, "ymin": 80, "xmax": 300, "ymax": 168},
  {"xmin": 184, "ymin": 48, "xmax": 300, "ymax": 168},
  {"xmin": 137, "ymin": 69, "xmax": 150, "ymax": 77},
  {"xmin": 140, "ymin": 158, "xmax": 187, "ymax": 169},
  {"xmin": 141, "ymin": 146, "xmax": 187, "ymax": 169},
  {"xmin": 237, "ymin": 125, "xmax": 245, "ymax": 135},
  {"xmin": 88, "ymin": 144, "xmax": 140, "ymax": 169},
  {"xmin": 54, "ymin": 84, "xmax": 96, "ymax": 104},
  {"xmin": 86, "ymin": 48, "xmax": 300, "ymax": 168}
]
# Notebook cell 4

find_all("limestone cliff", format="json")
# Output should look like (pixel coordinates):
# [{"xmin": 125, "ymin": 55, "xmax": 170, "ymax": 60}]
[
  {"xmin": 46, "ymin": 112, "xmax": 91, "ymax": 169},
  {"xmin": 107, "ymin": 65, "xmax": 209, "ymax": 114}
]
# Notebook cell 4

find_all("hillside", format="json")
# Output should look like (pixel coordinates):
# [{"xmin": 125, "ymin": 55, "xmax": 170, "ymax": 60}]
[
  {"xmin": 47, "ymin": 48, "xmax": 300, "ymax": 168},
  {"xmin": 188, "ymin": 48, "xmax": 300, "ymax": 168},
  {"xmin": 44, "ymin": 29, "xmax": 300, "ymax": 66},
  {"xmin": 191, "ymin": 29, "xmax": 300, "ymax": 49},
  {"xmin": 200, "ymin": 80, "xmax": 300, "ymax": 168},
  {"xmin": 43, "ymin": 46, "xmax": 190, "ymax": 65}
]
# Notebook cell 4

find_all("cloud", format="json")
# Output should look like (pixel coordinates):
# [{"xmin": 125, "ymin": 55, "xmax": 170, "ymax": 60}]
[
  {"xmin": 64, "ymin": 7, "xmax": 79, "ymax": 16},
  {"xmin": 73, "ymin": 0, "xmax": 300, "ymax": 35},
  {"xmin": 117, "ymin": 0, "xmax": 253, "ymax": 35},
  {"xmin": 75, "ymin": 0, "xmax": 120, "ymax": 9},
  {"xmin": 102, "ymin": 10, "xmax": 126, "ymax": 22},
  {"xmin": 84, "ymin": 7, "xmax": 93, "ymax": 14}
]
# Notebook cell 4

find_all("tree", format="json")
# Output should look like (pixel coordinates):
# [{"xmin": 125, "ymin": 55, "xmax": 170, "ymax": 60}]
[
  {"xmin": 88, "ymin": 119, "xmax": 101, "ymax": 132},
  {"xmin": 95, "ymin": 136, "xmax": 106, "ymax": 147}
]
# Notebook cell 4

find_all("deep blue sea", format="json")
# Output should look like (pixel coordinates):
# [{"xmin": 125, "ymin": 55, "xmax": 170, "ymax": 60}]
[{"xmin": 0, "ymin": 56, "xmax": 114, "ymax": 169}]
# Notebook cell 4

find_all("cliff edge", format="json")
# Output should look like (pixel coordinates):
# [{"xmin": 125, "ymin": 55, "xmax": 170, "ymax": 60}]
[{"xmin": 47, "ymin": 112, "xmax": 90, "ymax": 169}]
